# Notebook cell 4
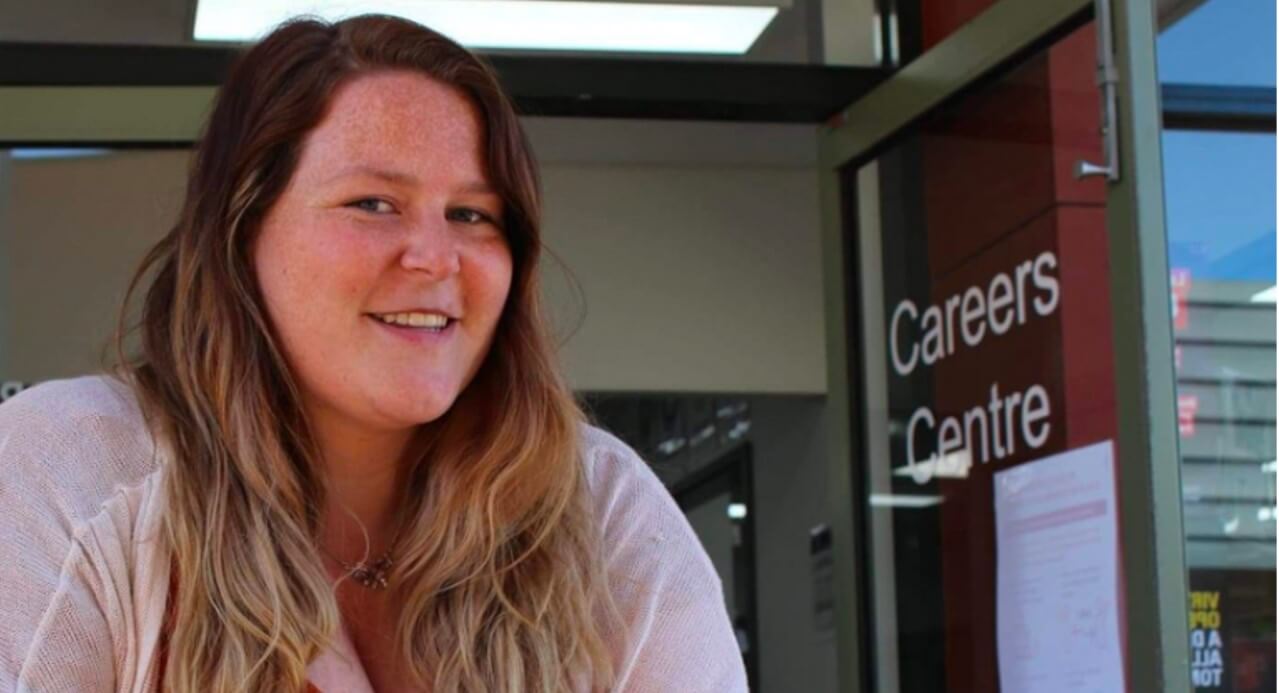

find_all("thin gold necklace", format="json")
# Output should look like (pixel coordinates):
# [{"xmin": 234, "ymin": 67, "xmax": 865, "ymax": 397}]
[{"xmin": 320, "ymin": 525, "xmax": 402, "ymax": 591}]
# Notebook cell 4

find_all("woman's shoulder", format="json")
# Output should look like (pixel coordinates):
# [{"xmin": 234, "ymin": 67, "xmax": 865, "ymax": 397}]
[
  {"xmin": 0, "ymin": 375, "xmax": 168, "ymax": 693},
  {"xmin": 574, "ymin": 424, "xmax": 747, "ymax": 690},
  {"xmin": 576, "ymin": 421, "xmax": 717, "ymax": 575},
  {"xmin": 576, "ymin": 421, "xmax": 671, "ymax": 518},
  {"xmin": 2, "ymin": 372, "xmax": 144, "ymax": 421},
  {"xmin": 0, "ymin": 373, "xmax": 162, "ymax": 524}
]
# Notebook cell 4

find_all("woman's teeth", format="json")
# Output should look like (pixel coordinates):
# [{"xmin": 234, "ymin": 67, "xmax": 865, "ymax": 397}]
[{"xmin": 374, "ymin": 311, "xmax": 450, "ymax": 329}]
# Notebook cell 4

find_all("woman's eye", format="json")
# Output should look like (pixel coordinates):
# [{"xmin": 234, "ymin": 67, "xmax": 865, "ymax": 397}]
[
  {"xmin": 448, "ymin": 207, "xmax": 495, "ymax": 226},
  {"xmin": 347, "ymin": 198, "xmax": 395, "ymax": 214}
]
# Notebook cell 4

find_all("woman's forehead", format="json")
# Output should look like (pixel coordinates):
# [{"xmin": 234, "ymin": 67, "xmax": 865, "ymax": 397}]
[{"xmin": 298, "ymin": 71, "xmax": 487, "ymax": 179}]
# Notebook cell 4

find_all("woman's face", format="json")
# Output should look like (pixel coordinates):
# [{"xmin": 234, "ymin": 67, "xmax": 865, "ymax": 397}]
[{"xmin": 253, "ymin": 70, "xmax": 513, "ymax": 440}]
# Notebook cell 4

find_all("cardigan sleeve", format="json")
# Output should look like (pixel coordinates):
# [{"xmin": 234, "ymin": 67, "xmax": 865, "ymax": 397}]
[
  {"xmin": 11, "ymin": 540, "xmax": 116, "ymax": 692},
  {"xmin": 584, "ymin": 426, "xmax": 749, "ymax": 692},
  {"xmin": 0, "ymin": 385, "xmax": 122, "ymax": 692}
]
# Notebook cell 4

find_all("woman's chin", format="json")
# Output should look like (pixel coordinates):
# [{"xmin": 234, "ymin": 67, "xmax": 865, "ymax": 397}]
[{"xmin": 379, "ymin": 389, "xmax": 461, "ymax": 426}]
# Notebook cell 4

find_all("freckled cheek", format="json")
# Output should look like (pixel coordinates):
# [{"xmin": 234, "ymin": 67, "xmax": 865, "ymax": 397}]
[
  {"xmin": 468, "ymin": 248, "xmax": 514, "ymax": 322},
  {"xmin": 255, "ymin": 215, "xmax": 346, "ymax": 332},
  {"xmin": 300, "ymin": 228, "xmax": 386, "ymax": 307}
]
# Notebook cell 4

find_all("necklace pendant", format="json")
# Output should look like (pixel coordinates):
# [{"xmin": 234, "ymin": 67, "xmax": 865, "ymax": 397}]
[{"xmin": 350, "ymin": 556, "xmax": 392, "ymax": 590}]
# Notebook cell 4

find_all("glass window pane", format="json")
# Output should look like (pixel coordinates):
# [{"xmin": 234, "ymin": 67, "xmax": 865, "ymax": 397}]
[
  {"xmin": 1164, "ymin": 129, "xmax": 1277, "ymax": 692},
  {"xmin": 915, "ymin": 0, "xmax": 1001, "ymax": 53},
  {"xmin": 854, "ymin": 22, "xmax": 1136, "ymax": 692},
  {"xmin": 1164, "ymin": 131, "xmax": 1276, "ymax": 282},
  {"xmin": 1157, "ymin": 0, "xmax": 1276, "ymax": 87}
]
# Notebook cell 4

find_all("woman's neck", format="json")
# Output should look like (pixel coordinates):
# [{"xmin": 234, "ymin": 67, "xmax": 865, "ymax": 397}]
[{"xmin": 308, "ymin": 405, "xmax": 416, "ymax": 563}]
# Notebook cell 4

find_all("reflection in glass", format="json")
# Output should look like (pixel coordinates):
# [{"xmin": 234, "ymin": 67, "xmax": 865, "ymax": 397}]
[
  {"xmin": 1157, "ymin": 0, "xmax": 1276, "ymax": 88},
  {"xmin": 1164, "ymin": 128, "xmax": 1276, "ymax": 692}
]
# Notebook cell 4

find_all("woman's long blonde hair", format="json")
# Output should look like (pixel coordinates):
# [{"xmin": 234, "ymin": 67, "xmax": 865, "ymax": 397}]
[{"xmin": 112, "ymin": 15, "xmax": 616, "ymax": 691}]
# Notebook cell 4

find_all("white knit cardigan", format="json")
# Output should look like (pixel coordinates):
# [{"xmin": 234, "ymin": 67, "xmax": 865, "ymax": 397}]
[{"xmin": 0, "ymin": 375, "xmax": 747, "ymax": 692}]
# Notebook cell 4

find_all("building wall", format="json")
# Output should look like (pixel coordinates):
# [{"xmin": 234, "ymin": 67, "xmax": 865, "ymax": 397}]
[
  {"xmin": 0, "ymin": 152, "xmax": 11, "ymax": 372},
  {"xmin": 749, "ymin": 394, "xmax": 839, "ymax": 693},
  {"xmin": 1, "ymin": 149, "xmax": 187, "ymax": 383}
]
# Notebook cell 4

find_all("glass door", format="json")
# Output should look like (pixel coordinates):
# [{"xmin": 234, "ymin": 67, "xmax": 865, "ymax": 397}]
[{"xmin": 815, "ymin": 0, "xmax": 1193, "ymax": 690}]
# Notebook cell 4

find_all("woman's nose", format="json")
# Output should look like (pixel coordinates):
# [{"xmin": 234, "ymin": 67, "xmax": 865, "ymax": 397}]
[{"xmin": 399, "ymin": 216, "xmax": 461, "ymax": 278}]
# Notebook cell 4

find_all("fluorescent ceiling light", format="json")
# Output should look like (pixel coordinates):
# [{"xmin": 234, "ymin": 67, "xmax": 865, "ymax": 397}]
[
  {"xmin": 726, "ymin": 502, "xmax": 748, "ymax": 519},
  {"xmin": 1250, "ymin": 285, "xmax": 1277, "ymax": 303},
  {"xmin": 868, "ymin": 493, "xmax": 943, "ymax": 509},
  {"xmin": 194, "ymin": 0, "xmax": 779, "ymax": 54}
]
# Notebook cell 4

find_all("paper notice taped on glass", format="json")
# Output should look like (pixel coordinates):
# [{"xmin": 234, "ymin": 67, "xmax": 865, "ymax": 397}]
[{"xmin": 994, "ymin": 441, "xmax": 1126, "ymax": 693}]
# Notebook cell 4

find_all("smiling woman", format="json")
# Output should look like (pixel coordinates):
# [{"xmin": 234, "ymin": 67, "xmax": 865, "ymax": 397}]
[
  {"xmin": 253, "ymin": 70, "xmax": 515, "ymax": 467},
  {"xmin": 0, "ymin": 14, "xmax": 746, "ymax": 693}
]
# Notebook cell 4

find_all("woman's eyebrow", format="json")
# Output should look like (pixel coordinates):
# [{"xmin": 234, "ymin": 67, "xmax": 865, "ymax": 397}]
[
  {"xmin": 320, "ymin": 165, "xmax": 496, "ymax": 196},
  {"xmin": 458, "ymin": 181, "xmax": 498, "ymax": 196},
  {"xmin": 321, "ymin": 164, "xmax": 418, "ymax": 187}
]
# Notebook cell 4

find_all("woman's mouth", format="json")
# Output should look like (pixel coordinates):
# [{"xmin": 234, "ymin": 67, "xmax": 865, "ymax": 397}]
[
  {"xmin": 369, "ymin": 310, "xmax": 453, "ymax": 329},
  {"xmin": 366, "ymin": 312, "xmax": 457, "ymax": 342}
]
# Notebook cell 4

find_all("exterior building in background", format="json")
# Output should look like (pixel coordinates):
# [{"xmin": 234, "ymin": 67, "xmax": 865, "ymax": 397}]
[
  {"xmin": 1159, "ymin": 2, "xmax": 1277, "ymax": 689},
  {"xmin": 0, "ymin": 0, "xmax": 1273, "ymax": 691}
]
